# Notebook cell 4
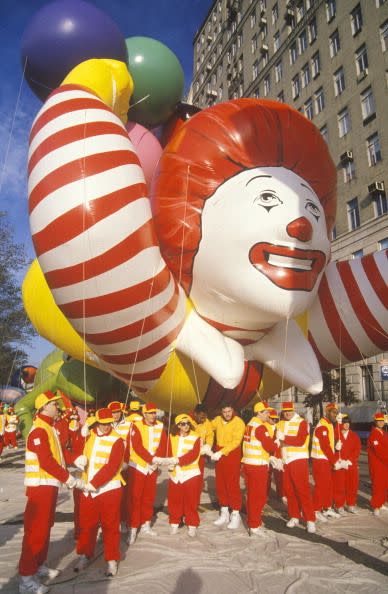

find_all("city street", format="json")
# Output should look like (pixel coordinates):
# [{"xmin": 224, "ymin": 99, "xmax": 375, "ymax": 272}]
[{"xmin": 1, "ymin": 448, "xmax": 388, "ymax": 593}]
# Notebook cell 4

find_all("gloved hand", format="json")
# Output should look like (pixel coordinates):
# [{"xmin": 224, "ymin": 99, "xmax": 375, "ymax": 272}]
[
  {"xmin": 335, "ymin": 441, "xmax": 343, "ymax": 451},
  {"xmin": 80, "ymin": 424, "xmax": 90, "ymax": 438},
  {"xmin": 274, "ymin": 438, "xmax": 281, "ymax": 448},
  {"xmin": 211, "ymin": 451, "xmax": 223, "ymax": 462},
  {"xmin": 83, "ymin": 482, "xmax": 97, "ymax": 493},
  {"xmin": 342, "ymin": 459, "xmax": 352, "ymax": 468},
  {"xmin": 149, "ymin": 463, "xmax": 159, "ymax": 472},
  {"xmin": 151, "ymin": 456, "xmax": 165, "ymax": 465},
  {"xmin": 168, "ymin": 457, "xmax": 179, "ymax": 466},
  {"xmin": 276, "ymin": 431, "xmax": 285, "ymax": 441},
  {"xmin": 200, "ymin": 444, "xmax": 212, "ymax": 456},
  {"xmin": 269, "ymin": 456, "xmax": 283, "ymax": 471},
  {"xmin": 334, "ymin": 460, "xmax": 343, "ymax": 471},
  {"xmin": 65, "ymin": 475, "xmax": 77, "ymax": 489},
  {"xmin": 73, "ymin": 455, "xmax": 87, "ymax": 470}
]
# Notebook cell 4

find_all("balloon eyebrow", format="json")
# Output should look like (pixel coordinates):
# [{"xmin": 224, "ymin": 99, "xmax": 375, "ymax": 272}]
[
  {"xmin": 300, "ymin": 182, "xmax": 315, "ymax": 195},
  {"xmin": 246, "ymin": 175, "xmax": 272, "ymax": 186}
]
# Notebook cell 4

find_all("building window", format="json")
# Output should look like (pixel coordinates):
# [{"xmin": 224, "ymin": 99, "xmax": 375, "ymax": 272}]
[
  {"xmin": 338, "ymin": 108, "xmax": 350, "ymax": 137},
  {"xmin": 250, "ymin": 11, "xmax": 256, "ymax": 28},
  {"xmin": 296, "ymin": 3, "xmax": 305, "ymax": 23},
  {"xmin": 264, "ymin": 75, "xmax": 271, "ymax": 96},
  {"xmin": 329, "ymin": 30, "xmax": 340, "ymax": 58},
  {"xmin": 331, "ymin": 225, "xmax": 337, "ymax": 240},
  {"xmin": 277, "ymin": 91, "xmax": 285, "ymax": 102},
  {"xmin": 252, "ymin": 88, "xmax": 260, "ymax": 99},
  {"xmin": 367, "ymin": 133, "xmax": 382, "ymax": 166},
  {"xmin": 304, "ymin": 98, "xmax": 313, "ymax": 120},
  {"xmin": 311, "ymin": 51, "xmax": 320, "ymax": 78},
  {"xmin": 376, "ymin": 0, "xmax": 386, "ymax": 6},
  {"xmin": 238, "ymin": 57, "xmax": 243, "ymax": 73},
  {"xmin": 309, "ymin": 17, "xmax": 318, "ymax": 44},
  {"xmin": 237, "ymin": 33, "xmax": 243, "ymax": 49},
  {"xmin": 352, "ymin": 249, "xmax": 364, "ymax": 259},
  {"xmin": 290, "ymin": 43, "xmax": 298, "ymax": 65},
  {"xmin": 252, "ymin": 60, "xmax": 259, "ymax": 80},
  {"xmin": 361, "ymin": 365, "xmax": 374, "ymax": 400},
  {"xmin": 326, "ymin": 0, "xmax": 336, "ymax": 23},
  {"xmin": 373, "ymin": 191, "xmax": 388, "ymax": 217},
  {"xmin": 299, "ymin": 30, "xmax": 308, "ymax": 54},
  {"xmin": 315, "ymin": 87, "xmax": 325, "ymax": 113},
  {"xmin": 380, "ymin": 20, "xmax": 388, "ymax": 52},
  {"xmin": 351, "ymin": 4, "xmax": 363, "ymax": 36},
  {"xmin": 347, "ymin": 197, "xmax": 360, "ymax": 230},
  {"xmin": 231, "ymin": 42, "xmax": 237, "ymax": 57},
  {"xmin": 292, "ymin": 74, "xmax": 300, "ymax": 99},
  {"xmin": 252, "ymin": 34, "xmax": 258, "ymax": 53},
  {"xmin": 272, "ymin": 3, "xmax": 279, "ymax": 24},
  {"xmin": 361, "ymin": 87, "xmax": 376, "ymax": 122},
  {"xmin": 301, "ymin": 63, "xmax": 311, "ymax": 88},
  {"xmin": 274, "ymin": 31, "xmax": 281, "ymax": 53},
  {"xmin": 379, "ymin": 237, "xmax": 388, "ymax": 250},
  {"xmin": 342, "ymin": 160, "xmax": 356, "ymax": 183},
  {"xmin": 218, "ymin": 64, "xmax": 223, "ymax": 79},
  {"xmin": 355, "ymin": 44, "xmax": 368, "ymax": 77},
  {"xmin": 334, "ymin": 67, "xmax": 345, "ymax": 96},
  {"xmin": 218, "ymin": 86, "xmax": 223, "ymax": 100},
  {"xmin": 320, "ymin": 125, "xmax": 328, "ymax": 143},
  {"xmin": 275, "ymin": 59, "xmax": 283, "ymax": 83}
]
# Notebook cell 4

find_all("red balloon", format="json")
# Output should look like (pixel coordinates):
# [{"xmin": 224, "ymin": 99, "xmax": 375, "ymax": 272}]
[{"xmin": 160, "ymin": 102, "xmax": 201, "ymax": 148}]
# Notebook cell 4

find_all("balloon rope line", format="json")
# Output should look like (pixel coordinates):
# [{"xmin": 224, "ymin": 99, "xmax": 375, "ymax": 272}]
[
  {"xmin": 191, "ymin": 355, "xmax": 201, "ymax": 404},
  {"xmin": 280, "ymin": 316, "xmax": 290, "ymax": 399},
  {"xmin": 82, "ymin": 111, "xmax": 88, "ymax": 430},
  {"xmin": 357, "ymin": 349, "xmax": 383, "ymax": 402},
  {"xmin": 0, "ymin": 57, "xmax": 27, "ymax": 193},
  {"xmin": 128, "ymin": 94, "xmax": 151, "ymax": 111},
  {"xmin": 4, "ymin": 311, "xmax": 31, "ymax": 388}
]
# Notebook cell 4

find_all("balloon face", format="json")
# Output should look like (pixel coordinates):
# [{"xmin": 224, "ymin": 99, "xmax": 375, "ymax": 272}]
[
  {"xmin": 126, "ymin": 36, "xmax": 184, "ymax": 127},
  {"xmin": 21, "ymin": 0, "xmax": 128, "ymax": 101},
  {"xmin": 190, "ymin": 167, "xmax": 330, "ymax": 328}
]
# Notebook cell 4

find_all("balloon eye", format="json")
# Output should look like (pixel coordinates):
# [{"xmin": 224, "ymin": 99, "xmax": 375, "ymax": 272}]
[
  {"xmin": 255, "ymin": 192, "xmax": 282, "ymax": 211},
  {"xmin": 305, "ymin": 201, "xmax": 320, "ymax": 221}
]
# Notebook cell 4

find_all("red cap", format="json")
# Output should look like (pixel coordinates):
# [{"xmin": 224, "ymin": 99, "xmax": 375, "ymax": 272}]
[
  {"xmin": 374, "ymin": 412, "xmax": 385, "ymax": 421},
  {"xmin": 108, "ymin": 401, "xmax": 123, "ymax": 413},
  {"xmin": 143, "ymin": 402, "xmax": 157, "ymax": 413},
  {"xmin": 281, "ymin": 402, "xmax": 294, "ymax": 411},
  {"xmin": 325, "ymin": 403, "xmax": 338, "ymax": 412},
  {"xmin": 269, "ymin": 408, "xmax": 279, "ymax": 419},
  {"xmin": 96, "ymin": 408, "xmax": 114, "ymax": 424}
]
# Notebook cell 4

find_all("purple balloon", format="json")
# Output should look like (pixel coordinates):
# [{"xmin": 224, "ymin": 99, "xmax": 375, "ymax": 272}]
[{"xmin": 21, "ymin": 0, "xmax": 128, "ymax": 101}]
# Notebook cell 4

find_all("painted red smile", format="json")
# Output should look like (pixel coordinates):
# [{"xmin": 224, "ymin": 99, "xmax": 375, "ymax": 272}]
[{"xmin": 249, "ymin": 242, "xmax": 326, "ymax": 291}]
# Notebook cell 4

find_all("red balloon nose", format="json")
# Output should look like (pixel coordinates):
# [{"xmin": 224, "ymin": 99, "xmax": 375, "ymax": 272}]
[{"xmin": 286, "ymin": 217, "xmax": 313, "ymax": 242}]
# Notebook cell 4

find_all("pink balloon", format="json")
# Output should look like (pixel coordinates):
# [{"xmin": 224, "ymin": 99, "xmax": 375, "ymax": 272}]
[{"xmin": 125, "ymin": 121, "xmax": 163, "ymax": 189}]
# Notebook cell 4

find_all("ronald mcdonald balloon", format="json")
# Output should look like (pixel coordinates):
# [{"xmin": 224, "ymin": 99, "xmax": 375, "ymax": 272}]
[{"xmin": 24, "ymin": 58, "xmax": 388, "ymax": 413}]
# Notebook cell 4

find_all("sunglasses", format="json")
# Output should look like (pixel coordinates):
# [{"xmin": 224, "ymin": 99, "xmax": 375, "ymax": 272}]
[{"xmin": 178, "ymin": 421, "xmax": 190, "ymax": 426}]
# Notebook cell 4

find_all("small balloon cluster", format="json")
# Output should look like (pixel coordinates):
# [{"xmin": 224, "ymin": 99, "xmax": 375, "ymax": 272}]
[{"xmin": 21, "ymin": 0, "xmax": 200, "ymax": 188}]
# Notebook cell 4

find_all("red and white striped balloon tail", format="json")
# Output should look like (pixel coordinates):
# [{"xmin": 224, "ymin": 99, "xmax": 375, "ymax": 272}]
[
  {"xmin": 28, "ymin": 84, "xmax": 186, "ymax": 394},
  {"xmin": 308, "ymin": 249, "xmax": 388, "ymax": 369}
]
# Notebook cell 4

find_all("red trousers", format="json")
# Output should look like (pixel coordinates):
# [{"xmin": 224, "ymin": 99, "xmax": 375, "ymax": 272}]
[
  {"xmin": 4, "ymin": 431, "xmax": 17, "ymax": 447},
  {"xmin": 0, "ymin": 435, "xmax": 4, "ymax": 457},
  {"xmin": 120, "ymin": 468, "xmax": 129, "ymax": 524},
  {"xmin": 77, "ymin": 489, "xmax": 121, "ymax": 561},
  {"xmin": 370, "ymin": 469, "xmax": 388, "ymax": 509},
  {"xmin": 243, "ymin": 464, "xmax": 269, "ymax": 528},
  {"xmin": 127, "ymin": 467, "xmax": 157, "ymax": 528},
  {"xmin": 73, "ymin": 488, "xmax": 81, "ymax": 541},
  {"xmin": 19, "ymin": 486, "xmax": 58, "ymax": 576},
  {"xmin": 215, "ymin": 449, "xmax": 242, "ymax": 511},
  {"xmin": 333, "ymin": 466, "xmax": 359, "ymax": 508},
  {"xmin": 168, "ymin": 475, "xmax": 201, "ymax": 526},
  {"xmin": 197, "ymin": 456, "xmax": 206, "ymax": 503},
  {"xmin": 283, "ymin": 459, "xmax": 315, "ymax": 522},
  {"xmin": 312, "ymin": 459, "xmax": 334, "ymax": 511},
  {"xmin": 267, "ymin": 466, "xmax": 284, "ymax": 498}
]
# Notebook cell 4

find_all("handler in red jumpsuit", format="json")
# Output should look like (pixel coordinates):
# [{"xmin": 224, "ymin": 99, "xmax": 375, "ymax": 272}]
[
  {"xmin": 18, "ymin": 391, "xmax": 79, "ymax": 594},
  {"xmin": 166, "ymin": 414, "xmax": 202, "ymax": 537},
  {"xmin": 242, "ymin": 401, "xmax": 277, "ymax": 536},
  {"xmin": 126, "ymin": 402, "xmax": 167, "ymax": 544},
  {"xmin": 276, "ymin": 402, "xmax": 316, "ymax": 533},
  {"xmin": 333, "ymin": 414, "xmax": 361, "ymax": 514},
  {"xmin": 311, "ymin": 403, "xmax": 342, "ymax": 522},
  {"xmin": 4, "ymin": 406, "xmax": 19, "ymax": 448},
  {"xmin": 0, "ymin": 403, "xmax": 5, "ymax": 460},
  {"xmin": 74, "ymin": 407, "xmax": 124, "ymax": 577},
  {"xmin": 367, "ymin": 412, "xmax": 388, "ymax": 516}
]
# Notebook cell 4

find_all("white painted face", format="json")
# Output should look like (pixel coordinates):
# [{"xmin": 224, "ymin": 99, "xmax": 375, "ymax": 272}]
[{"xmin": 190, "ymin": 167, "xmax": 331, "ymax": 327}]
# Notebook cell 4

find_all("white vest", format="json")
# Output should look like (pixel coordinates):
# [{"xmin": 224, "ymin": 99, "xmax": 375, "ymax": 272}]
[{"xmin": 278, "ymin": 415, "xmax": 309, "ymax": 465}]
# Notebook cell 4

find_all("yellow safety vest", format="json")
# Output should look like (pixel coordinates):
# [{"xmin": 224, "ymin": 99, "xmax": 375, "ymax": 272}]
[
  {"xmin": 195, "ymin": 418, "xmax": 214, "ymax": 448},
  {"xmin": 126, "ymin": 413, "xmax": 143, "ymax": 423},
  {"xmin": 311, "ymin": 418, "xmax": 334, "ymax": 460},
  {"xmin": 5, "ymin": 414, "xmax": 18, "ymax": 432},
  {"xmin": 25, "ymin": 417, "xmax": 65, "ymax": 487},
  {"xmin": 242, "ymin": 417, "xmax": 270, "ymax": 466},
  {"xmin": 129, "ymin": 420, "xmax": 163, "ymax": 473},
  {"xmin": 82, "ymin": 429, "xmax": 124, "ymax": 496},
  {"xmin": 169, "ymin": 431, "xmax": 200, "ymax": 482},
  {"xmin": 113, "ymin": 417, "xmax": 132, "ymax": 441},
  {"xmin": 277, "ymin": 415, "xmax": 309, "ymax": 464},
  {"xmin": 0, "ymin": 413, "xmax": 5, "ymax": 435}
]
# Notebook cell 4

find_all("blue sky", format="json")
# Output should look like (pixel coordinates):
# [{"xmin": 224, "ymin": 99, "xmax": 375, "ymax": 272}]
[{"xmin": 0, "ymin": 0, "xmax": 211, "ymax": 367}]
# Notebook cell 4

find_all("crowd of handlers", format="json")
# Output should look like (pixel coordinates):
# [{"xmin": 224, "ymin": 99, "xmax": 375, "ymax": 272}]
[{"xmin": 15, "ymin": 391, "xmax": 388, "ymax": 594}]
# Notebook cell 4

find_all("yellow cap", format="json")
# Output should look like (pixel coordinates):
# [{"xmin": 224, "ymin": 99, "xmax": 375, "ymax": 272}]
[
  {"xmin": 130, "ymin": 401, "xmax": 141, "ymax": 411},
  {"xmin": 175, "ymin": 413, "xmax": 193, "ymax": 425},
  {"xmin": 253, "ymin": 401, "xmax": 269, "ymax": 414},
  {"xmin": 34, "ymin": 390, "xmax": 61, "ymax": 411}
]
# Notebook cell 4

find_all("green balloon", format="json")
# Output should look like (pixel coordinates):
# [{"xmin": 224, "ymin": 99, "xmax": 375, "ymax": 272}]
[{"xmin": 126, "ymin": 36, "xmax": 184, "ymax": 127}]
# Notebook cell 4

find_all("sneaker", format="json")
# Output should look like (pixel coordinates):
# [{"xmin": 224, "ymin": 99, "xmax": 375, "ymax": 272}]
[
  {"xmin": 323, "ymin": 508, "xmax": 340, "ymax": 519},
  {"xmin": 286, "ymin": 518, "xmax": 299, "ymax": 528},
  {"xmin": 315, "ymin": 511, "xmax": 328, "ymax": 523},
  {"xmin": 249, "ymin": 527, "xmax": 267, "ymax": 537},
  {"xmin": 373, "ymin": 508, "xmax": 380, "ymax": 517},
  {"xmin": 73, "ymin": 555, "xmax": 89, "ymax": 572},
  {"xmin": 140, "ymin": 521, "xmax": 157, "ymax": 536},
  {"xmin": 336, "ymin": 507, "xmax": 347, "ymax": 516},
  {"xmin": 127, "ymin": 527, "xmax": 137, "ymax": 545},
  {"xmin": 306, "ymin": 521, "xmax": 316, "ymax": 534},
  {"xmin": 105, "ymin": 561, "xmax": 118, "ymax": 577},
  {"xmin": 214, "ymin": 507, "xmax": 230, "ymax": 526},
  {"xmin": 19, "ymin": 576, "xmax": 49, "ymax": 594},
  {"xmin": 36, "ymin": 565, "xmax": 60, "ymax": 580},
  {"xmin": 227, "ymin": 511, "xmax": 241, "ymax": 530},
  {"xmin": 187, "ymin": 526, "xmax": 197, "ymax": 538},
  {"xmin": 346, "ymin": 506, "xmax": 357, "ymax": 514},
  {"xmin": 170, "ymin": 524, "xmax": 179, "ymax": 535}
]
